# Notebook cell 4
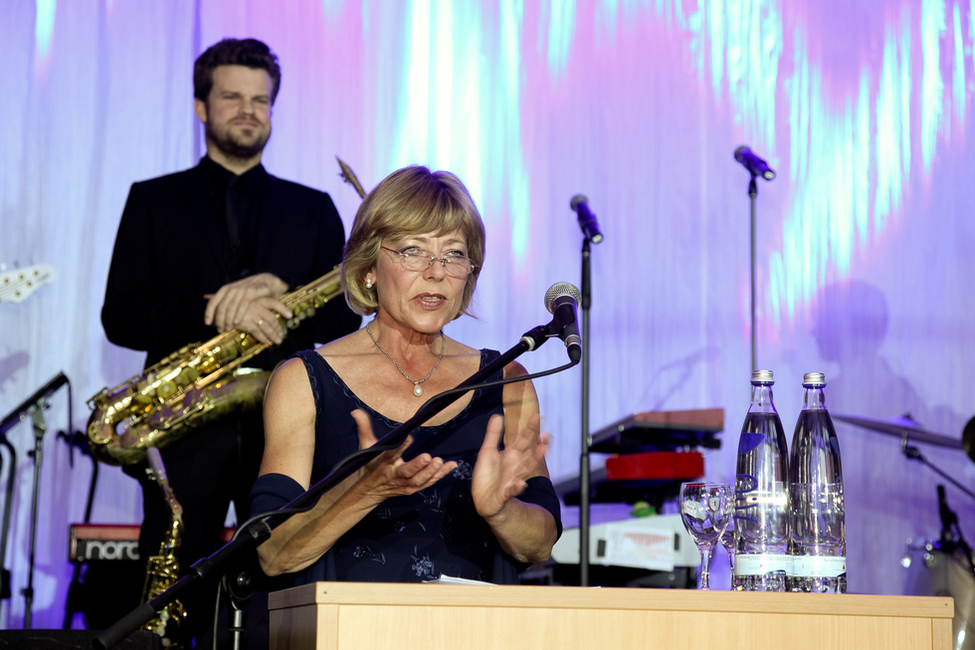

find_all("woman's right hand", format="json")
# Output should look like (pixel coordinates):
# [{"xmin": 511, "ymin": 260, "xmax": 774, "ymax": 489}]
[{"xmin": 352, "ymin": 409, "xmax": 457, "ymax": 504}]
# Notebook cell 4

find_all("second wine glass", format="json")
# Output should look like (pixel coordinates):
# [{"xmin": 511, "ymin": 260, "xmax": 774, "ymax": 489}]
[
  {"xmin": 679, "ymin": 482, "xmax": 735, "ymax": 590},
  {"xmin": 720, "ymin": 514, "xmax": 736, "ymax": 587}
]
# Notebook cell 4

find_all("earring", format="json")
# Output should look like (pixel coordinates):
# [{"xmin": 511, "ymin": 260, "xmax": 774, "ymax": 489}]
[{"xmin": 365, "ymin": 278, "xmax": 373, "ymax": 289}]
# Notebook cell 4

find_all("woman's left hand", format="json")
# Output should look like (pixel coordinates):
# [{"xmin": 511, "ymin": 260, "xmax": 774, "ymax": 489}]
[{"xmin": 471, "ymin": 413, "xmax": 550, "ymax": 521}]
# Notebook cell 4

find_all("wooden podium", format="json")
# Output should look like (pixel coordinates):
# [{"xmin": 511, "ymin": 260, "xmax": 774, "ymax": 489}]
[{"xmin": 268, "ymin": 582, "xmax": 953, "ymax": 650}]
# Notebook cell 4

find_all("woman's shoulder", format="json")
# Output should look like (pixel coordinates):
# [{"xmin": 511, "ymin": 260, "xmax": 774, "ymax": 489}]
[{"xmin": 267, "ymin": 356, "xmax": 315, "ymax": 396}]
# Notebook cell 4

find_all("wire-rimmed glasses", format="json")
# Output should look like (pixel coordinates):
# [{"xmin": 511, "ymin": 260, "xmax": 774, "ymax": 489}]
[{"xmin": 381, "ymin": 246, "xmax": 477, "ymax": 279}]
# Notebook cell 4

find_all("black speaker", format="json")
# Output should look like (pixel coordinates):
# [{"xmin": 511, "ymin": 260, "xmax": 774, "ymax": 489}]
[{"xmin": 0, "ymin": 630, "xmax": 160, "ymax": 649}]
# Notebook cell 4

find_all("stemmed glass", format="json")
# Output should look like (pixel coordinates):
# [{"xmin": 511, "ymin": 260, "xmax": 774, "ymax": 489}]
[
  {"xmin": 720, "ymin": 515, "xmax": 736, "ymax": 578},
  {"xmin": 679, "ymin": 482, "xmax": 735, "ymax": 590}
]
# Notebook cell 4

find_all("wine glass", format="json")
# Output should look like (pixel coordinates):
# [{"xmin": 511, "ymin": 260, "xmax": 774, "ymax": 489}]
[
  {"xmin": 679, "ymin": 482, "xmax": 735, "ymax": 590},
  {"xmin": 719, "ymin": 514, "xmax": 736, "ymax": 579}
]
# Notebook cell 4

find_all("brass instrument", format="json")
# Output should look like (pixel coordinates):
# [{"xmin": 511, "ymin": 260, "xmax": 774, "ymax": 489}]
[
  {"xmin": 88, "ymin": 158, "xmax": 367, "ymax": 466},
  {"xmin": 141, "ymin": 447, "xmax": 186, "ymax": 646},
  {"xmin": 337, "ymin": 156, "xmax": 368, "ymax": 199},
  {"xmin": 87, "ymin": 267, "xmax": 343, "ymax": 465}
]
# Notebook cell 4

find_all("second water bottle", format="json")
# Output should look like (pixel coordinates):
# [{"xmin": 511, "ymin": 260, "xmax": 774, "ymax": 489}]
[{"xmin": 734, "ymin": 369, "xmax": 791, "ymax": 591}]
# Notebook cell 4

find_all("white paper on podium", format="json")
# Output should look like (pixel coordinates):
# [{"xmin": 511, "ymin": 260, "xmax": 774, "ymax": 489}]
[{"xmin": 423, "ymin": 574, "xmax": 494, "ymax": 586}]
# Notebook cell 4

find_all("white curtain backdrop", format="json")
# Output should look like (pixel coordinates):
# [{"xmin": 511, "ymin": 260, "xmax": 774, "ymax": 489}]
[{"xmin": 1, "ymin": 0, "xmax": 973, "ymax": 629}]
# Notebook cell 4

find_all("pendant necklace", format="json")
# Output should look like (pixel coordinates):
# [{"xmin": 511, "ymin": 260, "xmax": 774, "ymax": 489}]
[{"xmin": 365, "ymin": 322, "xmax": 445, "ymax": 397}]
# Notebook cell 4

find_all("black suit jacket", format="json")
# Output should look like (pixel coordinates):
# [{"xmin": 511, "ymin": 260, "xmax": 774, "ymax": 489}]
[{"xmin": 102, "ymin": 159, "xmax": 361, "ymax": 370}]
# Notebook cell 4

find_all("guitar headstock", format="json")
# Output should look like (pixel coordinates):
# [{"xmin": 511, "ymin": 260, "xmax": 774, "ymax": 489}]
[{"xmin": 0, "ymin": 264, "xmax": 55, "ymax": 304}]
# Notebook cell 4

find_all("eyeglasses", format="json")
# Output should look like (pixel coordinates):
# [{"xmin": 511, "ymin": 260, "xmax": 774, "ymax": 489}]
[{"xmin": 381, "ymin": 246, "xmax": 477, "ymax": 279}]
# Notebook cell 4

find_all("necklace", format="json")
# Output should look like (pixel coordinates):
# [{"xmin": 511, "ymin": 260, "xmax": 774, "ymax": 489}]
[{"xmin": 365, "ymin": 322, "xmax": 446, "ymax": 397}]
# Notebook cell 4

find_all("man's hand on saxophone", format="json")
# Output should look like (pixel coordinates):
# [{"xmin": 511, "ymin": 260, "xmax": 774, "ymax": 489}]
[{"xmin": 204, "ymin": 272, "xmax": 292, "ymax": 344}]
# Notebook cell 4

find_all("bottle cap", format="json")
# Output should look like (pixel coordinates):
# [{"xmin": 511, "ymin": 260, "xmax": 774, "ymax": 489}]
[
  {"xmin": 751, "ymin": 369, "xmax": 774, "ymax": 384},
  {"xmin": 802, "ymin": 372, "xmax": 826, "ymax": 387}
]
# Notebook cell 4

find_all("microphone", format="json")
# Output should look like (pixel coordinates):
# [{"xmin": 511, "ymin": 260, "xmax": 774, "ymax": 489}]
[
  {"xmin": 734, "ymin": 146, "xmax": 775, "ymax": 180},
  {"xmin": 544, "ymin": 282, "xmax": 582, "ymax": 363},
  {"xmin": 0, "ymin": 371, "xmax": 69, "ymax": 435},
  {"xmin": 570, "ymin": 195, "xmax": 604, "ymax": 244}
]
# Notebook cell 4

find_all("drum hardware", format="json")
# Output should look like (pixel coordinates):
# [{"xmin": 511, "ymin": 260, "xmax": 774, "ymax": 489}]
[
  {"xmin": 899, "ymin": 440, "xmax": 975, "ymax": 505},
  {"xmin": 935, "ymin": 485, "xmax": 975, "ymax": 577},
  {"xmin": 839, "ymin": 412, "xmax": 975, "ymax": 650},
  {"xmin": 961, "ymin": 415, "xmax": 975, "ymax": 464},
  {"xmin": 904, "ymin": 526, "xmax": 975, "ymax": 650},
  {"xmin": 833, "ymin": 413, "xmax": 963, "ymax": 449}
]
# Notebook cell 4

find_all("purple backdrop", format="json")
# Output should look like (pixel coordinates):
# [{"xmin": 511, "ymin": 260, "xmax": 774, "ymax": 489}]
[{"xmin": 1, "ymin": 0, "xmax": 974, "ymax": 629}]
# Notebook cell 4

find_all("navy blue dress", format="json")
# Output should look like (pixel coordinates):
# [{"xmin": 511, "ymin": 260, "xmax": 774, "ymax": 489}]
[{"xmin": 250, "ymin": 348, "xmax": 562, "ymax": 586}]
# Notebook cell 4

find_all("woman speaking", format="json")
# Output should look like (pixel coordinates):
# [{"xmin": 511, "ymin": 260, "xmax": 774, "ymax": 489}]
[{"xmin": 249, "ymin": 165, "xmax": 561, "ymax": 585}]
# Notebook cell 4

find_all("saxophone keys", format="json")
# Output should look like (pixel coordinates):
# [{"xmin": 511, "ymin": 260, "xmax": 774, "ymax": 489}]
[{"xmin": 157, "ymin": 381, "xmax": 177, "ymax": 399}]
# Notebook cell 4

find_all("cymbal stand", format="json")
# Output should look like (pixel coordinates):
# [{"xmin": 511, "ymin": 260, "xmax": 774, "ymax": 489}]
[{"xmin": 902, "ymin": 441, "xmax": 975, "ymax": 503}]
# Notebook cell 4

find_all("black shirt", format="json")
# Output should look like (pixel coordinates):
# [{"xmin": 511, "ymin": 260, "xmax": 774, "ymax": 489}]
[{"xmin": 200, "ymin": 155, "xmax": 265, "ymax": 281}]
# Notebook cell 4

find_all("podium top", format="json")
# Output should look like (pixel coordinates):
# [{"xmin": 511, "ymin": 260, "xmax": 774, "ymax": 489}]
[
  {"xmin": 590, "ymin": 408, "xmax": 724, "ymax": 453},
  {"xmin": 268, "ymin": 581, "xmax": 952, "ymax": 619}
]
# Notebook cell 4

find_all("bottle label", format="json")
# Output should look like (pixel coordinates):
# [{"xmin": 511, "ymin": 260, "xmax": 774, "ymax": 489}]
[
  {"xmin": 792, "ymin": 556, "xmax": 846, "ymax": 578},
  {"xmin": 733, "ymin": 554, "xmax": 792, "ymax": 576}
]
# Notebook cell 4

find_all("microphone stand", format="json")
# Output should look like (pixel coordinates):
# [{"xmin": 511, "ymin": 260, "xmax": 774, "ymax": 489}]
[
  {"xmin": 579, "ymin": 238, "xmax": 593, "ymax": 586},
  {"xmin": 748, "ymin": 175, "xmax": 758, "ymax": 371},
  {"xmin": 0, "ymin": 371, "xmax": 68, "ymax": 628},
  {"xmin": 0, "ymin": 434, "xmax": 15, "ymax": 614},
  {"xmin": 96, "ymin": 322, "xmax": 567, "ymax": 649},
  {"xmin": 60, "ymin": 429, "xmax": 99, "ymax": 628}
]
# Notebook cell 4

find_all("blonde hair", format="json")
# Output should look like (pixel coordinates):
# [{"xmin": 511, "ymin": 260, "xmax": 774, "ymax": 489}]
[{"xmin": 342, "ymin": 166, "xmax": 486, "ymax": 318}]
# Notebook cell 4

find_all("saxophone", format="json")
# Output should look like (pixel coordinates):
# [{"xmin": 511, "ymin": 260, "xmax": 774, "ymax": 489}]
[
  {"xmin": 87, "ymin": 267, "xmax": 342, "ymax": 465},
  {"xmin": 141, "ymin": 447, "xmax": 186, "ymax": 646},
  {"xmin": 87, "ymin": 159, "xmax": 367, "ymax": 466}
]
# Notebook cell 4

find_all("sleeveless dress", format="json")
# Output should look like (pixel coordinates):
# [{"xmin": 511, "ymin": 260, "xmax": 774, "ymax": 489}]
[{"xmin": 249, "ymin": 348, "xmax": 562, "ymax": 586}]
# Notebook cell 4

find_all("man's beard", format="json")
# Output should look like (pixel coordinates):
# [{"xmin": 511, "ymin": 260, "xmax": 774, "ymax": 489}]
[{"xmin": 205, "ymin": 118, "xmax": 270, "ymax": 159}]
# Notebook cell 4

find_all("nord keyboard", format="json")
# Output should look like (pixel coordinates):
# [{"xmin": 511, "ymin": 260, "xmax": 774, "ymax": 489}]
[{"xmin": 69, "ymin": 524, "xmax": 236, "ymax": 562}]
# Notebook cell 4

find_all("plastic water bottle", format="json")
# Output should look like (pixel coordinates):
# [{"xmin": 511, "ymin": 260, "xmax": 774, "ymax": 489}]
[
  {"xmin": 734, "ymin": 369, "xmax": 791, "ymax": 591},
  {"xmin": 788, "ymin": 372, "xmax": 846, "ymax": 593}
]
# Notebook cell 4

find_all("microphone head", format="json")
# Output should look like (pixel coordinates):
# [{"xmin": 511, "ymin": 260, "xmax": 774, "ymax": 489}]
[
  {"xmin": 570, "ymin": 194, "xmax": 589, "ymax": 210},
  {"xmin": 544, "ymin": 282, "xmax": 582, "ymax": 314},
  {"xmin": 734, "ymin": 145, "xmax": 750, "ymax": 163}
]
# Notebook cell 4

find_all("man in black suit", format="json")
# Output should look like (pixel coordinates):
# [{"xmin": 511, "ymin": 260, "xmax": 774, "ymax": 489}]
[{"xmin": 101, "ymin": 38, "xmax": 361, "ymax": 643}]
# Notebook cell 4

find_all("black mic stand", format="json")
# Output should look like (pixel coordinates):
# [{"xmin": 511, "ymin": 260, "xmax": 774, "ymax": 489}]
[
  {"xmin": 748, "ymin": 175, "xmax": 758, "ymax": 371},
  {"xmin": 579, "ymin": 238, "xmax": 593, "ymax": 586},
  {"xmin": 22, "ymin": 403, "xmax": 48, "ymax": 629},
  {"xmin": 96, "ymin": 322, "xmax": 570, "ymax": 649},
  {"xmin": 0, "ymin": 433, "xmax": 16, "ymax": 614},
  {"xmin": 0, "ymin": 371, "xmax": 68, "ymax": 628},
  {"xmin": 60, "ymin": 429, "xmax": 99, "ymax": 628}
]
